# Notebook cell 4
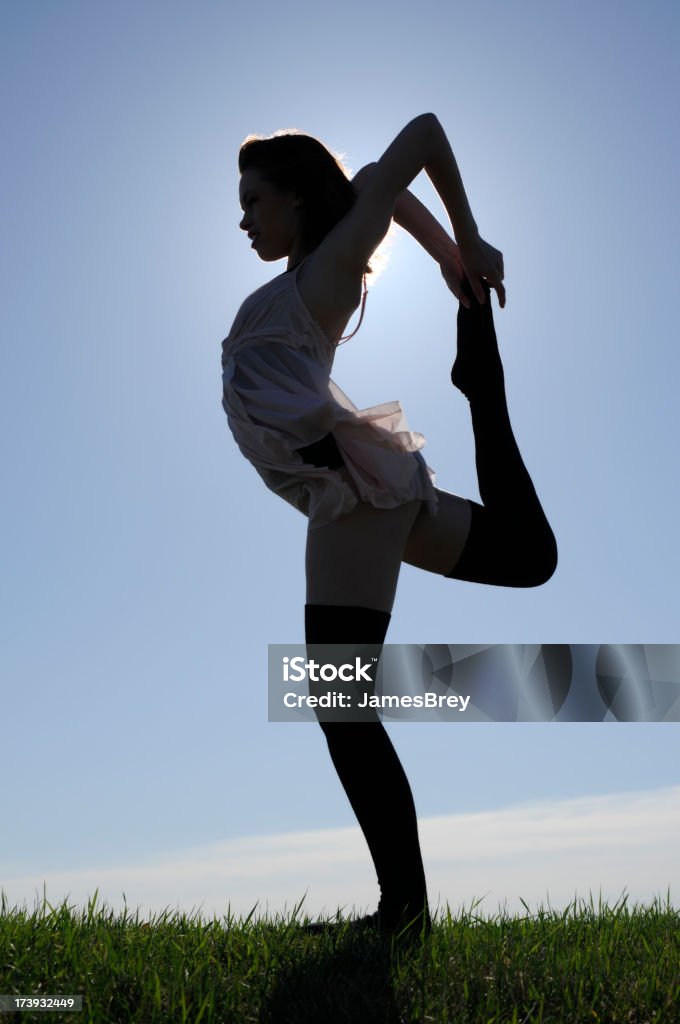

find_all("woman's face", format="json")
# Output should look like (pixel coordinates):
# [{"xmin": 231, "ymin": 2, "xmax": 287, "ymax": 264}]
[{"xmin": 239, "ymin": 169, "xmax": 302, "ymax": 263}]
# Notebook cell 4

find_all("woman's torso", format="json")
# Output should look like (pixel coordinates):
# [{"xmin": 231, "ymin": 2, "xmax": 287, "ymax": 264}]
[{"xmin": 222, "ymin": 256, "xmax": 364, "ymax": 365}]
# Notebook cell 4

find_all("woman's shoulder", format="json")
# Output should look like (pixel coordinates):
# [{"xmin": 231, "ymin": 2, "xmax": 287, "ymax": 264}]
[{"xmin": 296, "ymin": 251, "xmax": 364, "ymax": 333}]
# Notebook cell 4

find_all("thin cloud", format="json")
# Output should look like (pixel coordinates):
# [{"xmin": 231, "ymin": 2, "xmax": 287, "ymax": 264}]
[{"xmin": 2, "ymin": 786, "xmax": 678, "ymax": 923}]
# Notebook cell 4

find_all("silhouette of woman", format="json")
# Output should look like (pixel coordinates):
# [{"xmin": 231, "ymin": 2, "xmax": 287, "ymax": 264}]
[{"xmin": 221, "ymin": 114, "xmax": 557, "ymax": 938}]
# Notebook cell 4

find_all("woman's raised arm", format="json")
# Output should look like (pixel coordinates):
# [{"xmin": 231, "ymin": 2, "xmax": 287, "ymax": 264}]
[
  {"xmin": 330, "ymin": 114, "xmax": 504, "ymax": 305},
  {"xmin": 424, "ymin": 116, "xmax": 505, "ymax": 305},
  {"xmin": 352, "ymin": 164, "xmax": 477, "ymax": 309}
]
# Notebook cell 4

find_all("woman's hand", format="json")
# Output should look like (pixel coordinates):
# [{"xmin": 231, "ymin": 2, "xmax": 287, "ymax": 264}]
[
  {"xmin": 439, "ymin": 244, "xmax": 472, "ymax": 307},
  {"xmin": 440, "ymin": 236, "xmax": 506, "ymax": 308},
  {"xmin": 457, "ymin": 231, "xmax": 506, "ymax": 308}
]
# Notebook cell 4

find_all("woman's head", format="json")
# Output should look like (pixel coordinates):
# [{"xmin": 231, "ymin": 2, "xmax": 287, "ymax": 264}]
[{"xmin": 238, "ymin": 130, "xmax": 371, "ymax": 271}]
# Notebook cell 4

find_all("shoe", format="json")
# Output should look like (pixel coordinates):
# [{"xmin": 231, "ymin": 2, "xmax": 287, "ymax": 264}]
[
  {"xmin": 377, "ymin": 903, "xmax": 432, "ymax": 945},
  {"xmin": 298, "ymin": 910, "xmax": 380, "ymax": 936},
  {"xmin": 301, "ymin": 904, "xmax": 431, "ymax": 944}
]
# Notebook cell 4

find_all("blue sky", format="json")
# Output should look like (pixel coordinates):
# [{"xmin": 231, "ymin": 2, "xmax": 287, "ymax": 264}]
[{"xmin": 2, "ymin": 0, "xmax": 679, "ymax": 922}]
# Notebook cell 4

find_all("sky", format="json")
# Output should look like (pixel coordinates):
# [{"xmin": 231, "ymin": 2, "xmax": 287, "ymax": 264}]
[{"xmin": 2, "ymin": 0, "xmax": 679, "ymax": 924}]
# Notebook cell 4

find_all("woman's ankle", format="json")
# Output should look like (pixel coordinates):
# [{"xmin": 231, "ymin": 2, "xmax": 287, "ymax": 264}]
[{"xmin": 452, "ymin": 279, "xmax": 504, "ymax": 399}]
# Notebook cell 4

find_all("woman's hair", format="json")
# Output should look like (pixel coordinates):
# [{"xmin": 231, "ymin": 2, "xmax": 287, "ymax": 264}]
[{"xmin": 238, "ymin": 130, "xmax": 373, "ymax": 274}]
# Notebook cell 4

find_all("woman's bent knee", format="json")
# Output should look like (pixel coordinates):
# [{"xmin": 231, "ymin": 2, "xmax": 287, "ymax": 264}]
[
  {"xmin": 531, "ymin": 528, "xmax": 558, "ymax": 586},
  {"xmin": 444, "ymin": 506, "xmax": 558, "ymax": 588}
]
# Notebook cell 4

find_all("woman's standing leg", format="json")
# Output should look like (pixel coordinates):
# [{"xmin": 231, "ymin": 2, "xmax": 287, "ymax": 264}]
[{"xmin": 304, "ymin": 494, "xmax": 430, "ymax": 933}]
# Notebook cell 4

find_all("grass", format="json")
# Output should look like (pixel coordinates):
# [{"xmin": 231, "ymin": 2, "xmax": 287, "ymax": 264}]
[{"xmin": 0, "ymin": 888, "xmax": 678, "ymax": 1023}]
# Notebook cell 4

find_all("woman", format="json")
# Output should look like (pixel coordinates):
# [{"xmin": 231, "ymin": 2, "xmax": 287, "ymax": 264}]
[{"xmin": 221, "ymin": 114, "xmax": 557, "ymax": 939}]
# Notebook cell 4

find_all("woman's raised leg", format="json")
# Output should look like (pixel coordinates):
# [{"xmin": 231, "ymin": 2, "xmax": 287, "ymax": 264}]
[
  {"xmin": 403, "ymin": 279, "xmax": 557, "ymax": 587},
  {"xmin": 448, "ymin": 278, "xmax": 557, "ymax": 586}
]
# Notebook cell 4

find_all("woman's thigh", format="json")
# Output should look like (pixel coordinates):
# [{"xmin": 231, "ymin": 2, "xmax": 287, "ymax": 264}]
[
  {"xmin": 305, "ymin": 477, "xmax": 423, "ymax": 613},
  {"xmin": 401, "ymin": 487, "xmax": 473, "ymax": 575}
]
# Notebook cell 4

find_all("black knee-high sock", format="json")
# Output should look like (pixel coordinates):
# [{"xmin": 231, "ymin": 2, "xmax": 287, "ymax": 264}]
[
  {"xmin": 304, "ymin": 602, "xmax": 428, "ymax": 926},
  {"xmin": 449, "ymin": 279, "xmax": 557, "ymax": 587}
]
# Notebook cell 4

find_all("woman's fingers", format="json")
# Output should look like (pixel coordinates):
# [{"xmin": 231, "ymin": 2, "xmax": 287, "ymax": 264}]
[
  {"xmin": 458, "ymin": 238, "xmax": 501, "ymax": 301},
  {"xmin": 466, "ymin": 273, "xmax": 506, "ymax": 309},
  {"xmin": 441, "ymin": 241, "xmax": 505, "ymax": 308},
  {"xmin": 440, "ymin": 257, "xmax": 471, "ymax": 307},
  {"xmin": 459, "ymin": 236, "xmax": 505, "ymax": 307}
]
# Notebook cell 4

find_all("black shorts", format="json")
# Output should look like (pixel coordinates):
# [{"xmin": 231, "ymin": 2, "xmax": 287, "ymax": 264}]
[{"xmin": 296, "ymin": 432, "xmax": 346, "ymax": 470}]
